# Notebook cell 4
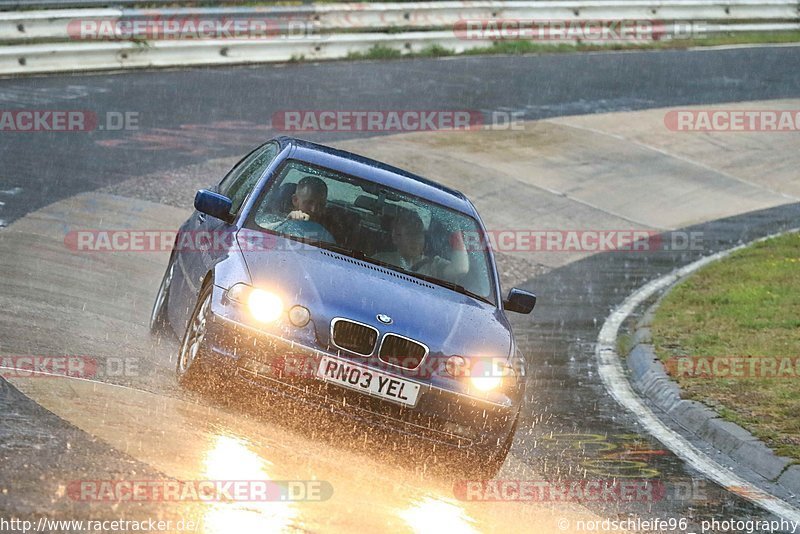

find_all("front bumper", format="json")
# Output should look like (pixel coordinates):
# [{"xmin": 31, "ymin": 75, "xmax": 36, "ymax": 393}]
[{"xmin": 201, "ymin": 287, "xmax": 522, "ymax": 451}]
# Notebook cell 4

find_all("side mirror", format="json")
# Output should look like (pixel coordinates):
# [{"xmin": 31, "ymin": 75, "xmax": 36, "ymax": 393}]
[
  {"xmin": 503, "ymin": 288, "xmax": 536, "ymax": 314},
  {"xmin": 194, "ymin": 189, "xmax": 233, "ymax": 223}
]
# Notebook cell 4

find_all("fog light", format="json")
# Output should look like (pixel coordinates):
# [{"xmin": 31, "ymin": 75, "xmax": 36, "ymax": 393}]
[
  {"xmin": 247, "ymin": 289, "xmax": 283, "ymax": 323},
  {"xmin": 445, "ymin": 355, "xmax": 468, "ymax": 377},
  {"xmin": 288, "ymin": 305, "xmax": 310, "ymax": 327}
]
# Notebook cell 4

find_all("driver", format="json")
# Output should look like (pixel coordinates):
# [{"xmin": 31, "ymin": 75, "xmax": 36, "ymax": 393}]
[
  {"xmin": 375, "ymin": 210, "xmax": 468, "ymax": 279},
  {"xmin": 287, "ymin": 176, "xmax": 328, "ymax": 223},
  {"xmin": 268, "ymin": 176, "xmax": 335, "ymax": 243}
]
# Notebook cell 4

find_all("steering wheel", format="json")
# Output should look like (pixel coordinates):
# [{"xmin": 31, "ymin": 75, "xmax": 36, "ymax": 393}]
[
  {"xmin": 410, "ymin": 256, "xmax": 435, "ymax": 272},
  {"xmin": 274, "ymin": 219, "xmax": 334, "ymax": 243}
]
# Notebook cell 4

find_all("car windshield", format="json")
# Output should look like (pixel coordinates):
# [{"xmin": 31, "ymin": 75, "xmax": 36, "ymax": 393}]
[{"xmin": 245, "ymin": 159, "xmax": 497, "ymax": 305}]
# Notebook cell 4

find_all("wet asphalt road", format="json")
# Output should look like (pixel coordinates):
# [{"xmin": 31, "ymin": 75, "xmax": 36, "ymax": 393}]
[
  {"xmin": 1, "ymin": 46, "xmax": 800, "ymax": 532},
  {"xmin": 512, "ymin": 203, "xmax": 800, "ymax": 526},
  {"xmin": 2, "ymin": 46, "xmax": 800, "ymax": 224}
]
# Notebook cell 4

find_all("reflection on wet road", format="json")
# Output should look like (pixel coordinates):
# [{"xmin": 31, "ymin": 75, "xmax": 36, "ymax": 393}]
[{"xmin": 6, "ymin": 372, "xmax": 613, "ymax": 533}]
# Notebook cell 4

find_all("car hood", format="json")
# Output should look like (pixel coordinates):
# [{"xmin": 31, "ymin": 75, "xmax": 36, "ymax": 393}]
[{"xmin": 237, "ymin": 230, "xmax": 512, "ymax": 360}]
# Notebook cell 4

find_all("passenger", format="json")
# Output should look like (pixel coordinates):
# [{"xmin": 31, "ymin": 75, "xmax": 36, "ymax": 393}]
[{"xmin": 375, "ymin": 211, "xmax": 468, "ymax": 279}]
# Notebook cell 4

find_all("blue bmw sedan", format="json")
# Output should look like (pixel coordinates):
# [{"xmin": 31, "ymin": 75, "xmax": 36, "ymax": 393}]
[{"xmin": 150, "ymin": 136, "xmax": 536, "ymax": 477}]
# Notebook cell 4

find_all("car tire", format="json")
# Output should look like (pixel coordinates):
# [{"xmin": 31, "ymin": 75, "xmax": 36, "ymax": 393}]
[
  {"xmin": 176, "ymin": 282, "xmax": 212, "ymax": 388},
  {"xmin": 149, "ymin": 259, "xmax": 175, "ymax": 335}
]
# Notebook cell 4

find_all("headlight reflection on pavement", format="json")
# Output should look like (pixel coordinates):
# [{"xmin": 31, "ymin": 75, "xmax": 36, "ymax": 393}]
[
  {"xmin": 399, "ymin": 495, "xmax": 479, "ymax": 534},
  {"xmin": 201, "ymin": 435, "xmax": 297, "ymax": 534}
]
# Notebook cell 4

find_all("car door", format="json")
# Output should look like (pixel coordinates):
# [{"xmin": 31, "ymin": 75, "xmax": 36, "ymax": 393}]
[{"xmin": 175, "ymin": 142, "xmax": 279, "ymax": 325}]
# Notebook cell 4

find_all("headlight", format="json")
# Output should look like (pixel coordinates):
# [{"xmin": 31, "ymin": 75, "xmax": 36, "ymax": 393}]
[
  {"xmin": 468, "ymin": 358, "xmax": 514, "ymax": 392},
  {"xmin": 227, "ymin": 284, "xmax": 283, "ymax": 323},
  {"xmin": 248, "ymin": 289, "xmax": 283, "ymax": 323},
  {"xmin": 470, "ymin": 374, "xmax": 503, "ymax": 392}
]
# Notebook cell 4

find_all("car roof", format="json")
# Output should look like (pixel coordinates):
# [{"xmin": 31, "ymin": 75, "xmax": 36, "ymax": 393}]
[{"xmin": 275, "ymin": 136, "xmax": 477, "ymax": 217}]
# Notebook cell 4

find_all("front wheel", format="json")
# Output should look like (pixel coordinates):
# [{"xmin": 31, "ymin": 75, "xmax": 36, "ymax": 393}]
[
  {"xmin": 176, "ymin": 284, "xmax": 212, "ymax": 387},
  {"xmin": 149, "ymin": 259, "xmax": 174, "ymax": 335}
]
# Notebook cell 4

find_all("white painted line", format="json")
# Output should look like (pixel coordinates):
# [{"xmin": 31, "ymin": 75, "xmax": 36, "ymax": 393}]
[
  {"xmin": 687, "ymin": 43, "xmax": 800, "ymax": 53},
  {"xmin": 595, "ymin": 228, "xmax": 800, "ymax": 521}
]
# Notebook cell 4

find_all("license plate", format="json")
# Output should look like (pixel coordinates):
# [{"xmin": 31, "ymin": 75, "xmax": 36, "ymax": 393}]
[{"xmin": 316, "ymin": 356, "xmax": 420, "ymax": 407}]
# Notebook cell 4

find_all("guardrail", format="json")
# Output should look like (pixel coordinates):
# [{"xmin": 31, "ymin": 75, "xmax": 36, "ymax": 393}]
[
  {"xmin": 1, "ymin": 0, "xmax": 798, "ymax": 75},
  {"xmin": 3, "ymin": 1, "xmax": 798, "ymax": 41},
  {"xmin": 0, "ymin": 0, "xmax": 315, "ymax": 9}
]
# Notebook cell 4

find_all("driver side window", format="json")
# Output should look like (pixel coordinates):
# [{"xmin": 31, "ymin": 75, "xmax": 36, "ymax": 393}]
[{"xmin": 219, "ymin": 142, "xmax": 278, "ymax": 216}]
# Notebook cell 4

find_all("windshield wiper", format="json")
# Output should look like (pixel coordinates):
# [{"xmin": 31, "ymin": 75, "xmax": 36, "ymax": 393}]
[
  {"xmin": 316, "ymin": 242, "xmax": 427, "ymax": 274},
  {"xmin": 312, "ymin": 240, "xmax": 372, "ymax": 261},
  {"xmin": 363, "ymin": 259, "xmax": 493, "ymax": 305},
  {"xmin": 404, "ymin": 271, "xmax": 494, "ymax": 305}
]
